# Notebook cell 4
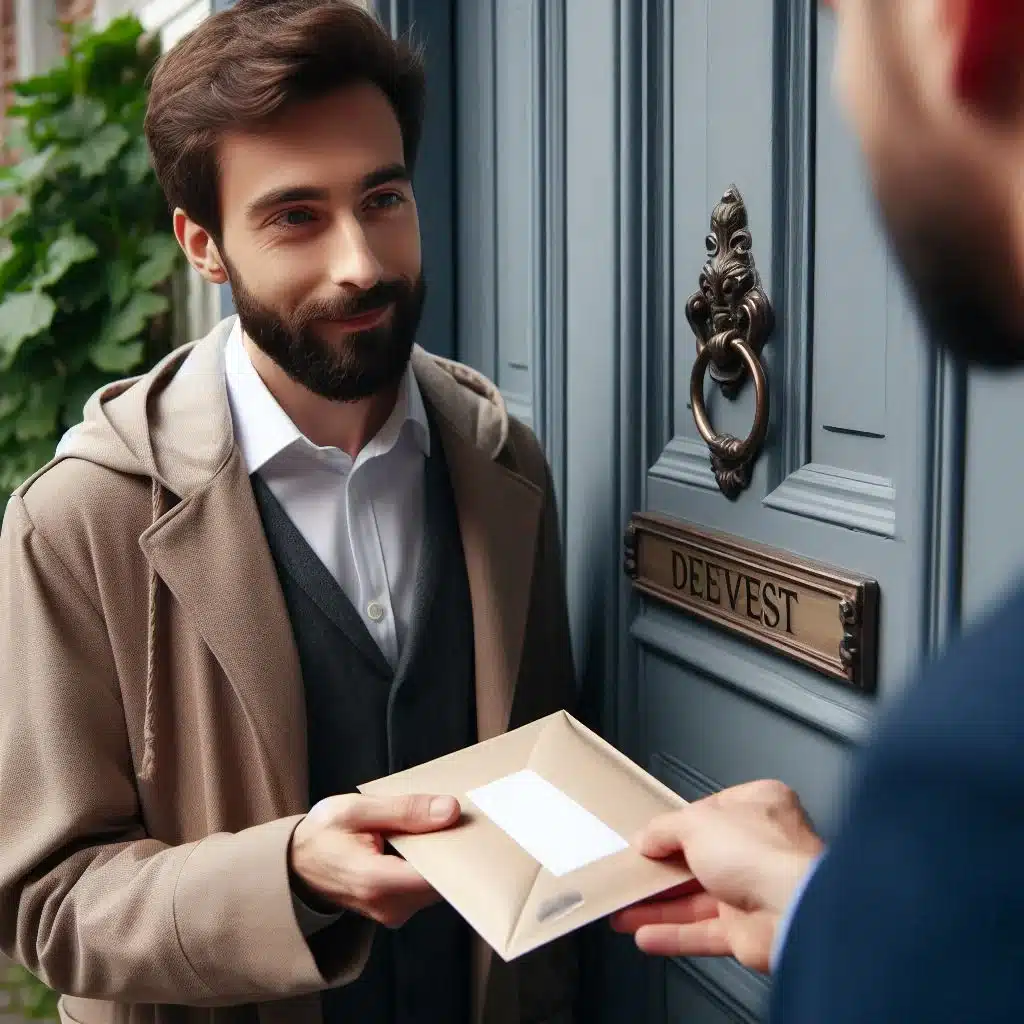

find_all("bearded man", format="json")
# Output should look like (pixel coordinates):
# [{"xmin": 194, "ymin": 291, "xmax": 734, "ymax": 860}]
[{"xmin": 0, "ymin": 3, "xmax": 578, "ymax": 1023}]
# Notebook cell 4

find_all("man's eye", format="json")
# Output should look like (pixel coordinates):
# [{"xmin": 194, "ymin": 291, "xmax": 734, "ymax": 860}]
[
  {"xmin": 366, "ymin": 191, "xmax": 405, "ymax": 211},
  {"xmin": 274, "ymin": 209, "xmax": 315, "ymax": 228}
]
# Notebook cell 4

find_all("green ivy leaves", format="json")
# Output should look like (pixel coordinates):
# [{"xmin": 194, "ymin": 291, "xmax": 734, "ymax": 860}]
[
  {"xmin": 0, "ymin": 293, "xmax": 58, "ymax": 369},
  {"xmin": 74, "ymin": 123, "xmax": 131, "ymax": 177},
  {"xmin": 16, "ymin": 379, "xmax": 64, "ymax": 441},
  {"xmin": 0, "ymin": 148, "xmax": 57, "ymax": 196},
  {"xmin": 35, "ymin": 234, "xmax": 99, "ymax": 287},
  {"xmin": 134, "ymin": 235, "xmax": 182, "ymax": 290},
  {"xmin": 47, "ymin": 95, "xmax": 107, "ymax": 140},
  {"xmin": 121, "ymin": 135, "xmax": 153, "ymax": 184},
  {"xmin": 91, "ymin": 291, "xmax": 170, "ymax": 372},
  {"xmin": 0, "ymin": 14, "xmax": 179, "ymax": 509}
]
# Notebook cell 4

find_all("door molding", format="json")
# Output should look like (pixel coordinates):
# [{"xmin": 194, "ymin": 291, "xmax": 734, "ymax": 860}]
[
  {"xmin": 922, "ymin": 350, "xmax": 966, "ymax": 653},
  {"xmin": 454, "ymin": 0, "xmax": 567, "ymax": 507},
  {"xmin": 377, "ymin": 0, "xmax": 456, "ymax": 360}
]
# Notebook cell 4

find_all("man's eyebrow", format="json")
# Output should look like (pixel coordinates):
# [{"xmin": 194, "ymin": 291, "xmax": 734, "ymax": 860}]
[
  {"xmin": 246, "ymin": 186, "xmax": 329, "ymax": 219},
  {"xmin": 361, "ymin": 163, "xmax": 410, "ymax": 191},
  {"xmin": 245, "ymin": 165, "xmax": 410, "ymax": 220}
]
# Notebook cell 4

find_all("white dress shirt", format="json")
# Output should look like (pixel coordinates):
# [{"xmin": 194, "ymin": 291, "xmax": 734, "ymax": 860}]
[
  {"xmin": 225, "ymin": 319, "xmax": 430, "ymax": 936},
  {"xmin": 224, "ymin": 318, "xmax": 430, "ymax": 670}
]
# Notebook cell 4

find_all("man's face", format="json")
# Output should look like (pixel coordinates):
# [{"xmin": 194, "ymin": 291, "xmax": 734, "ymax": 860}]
[
  {"xmin": 827, "ymin": 0, "xmax": 1024, "ymax": 367},
  {"xmin": 215, "ymin": 83, "xmax": 424, "ymax": 401}
]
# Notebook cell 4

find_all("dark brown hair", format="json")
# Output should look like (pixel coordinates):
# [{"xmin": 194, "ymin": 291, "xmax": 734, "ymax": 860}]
[{"xmin": 144, "ymin": 0, "xmax": 425, "ymax": 240}]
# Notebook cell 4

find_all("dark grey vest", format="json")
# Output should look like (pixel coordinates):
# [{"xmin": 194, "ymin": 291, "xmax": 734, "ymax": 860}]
[{"xmin": 252, "ymin": 417, "xmax": 475, "ymax": 1024}]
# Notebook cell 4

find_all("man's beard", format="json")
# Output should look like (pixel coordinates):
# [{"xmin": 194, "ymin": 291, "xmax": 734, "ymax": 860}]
[
  {"xmin": 225, "ymin": 258, "xmax": 426, "ymax": 401},
  {"xmin": 874, "ymin": 171, "xmax": 1024, "ymax": 370}
]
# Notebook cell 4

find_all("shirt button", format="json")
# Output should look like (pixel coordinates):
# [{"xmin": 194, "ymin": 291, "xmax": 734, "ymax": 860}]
[{"xmin": 367, "ymin": 600, "xmax": 386, "ymax": 623}]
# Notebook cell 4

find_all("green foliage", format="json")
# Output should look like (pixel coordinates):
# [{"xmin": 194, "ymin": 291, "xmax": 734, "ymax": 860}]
[
  {"xmin": 1, "ymin": 961, "xmax": 58, "ymax": 1020},
  {"xmin": 0, "ymin": 15, "xmax": 180, "ymax": 508}
]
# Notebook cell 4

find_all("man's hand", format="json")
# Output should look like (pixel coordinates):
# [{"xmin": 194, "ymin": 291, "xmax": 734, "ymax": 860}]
[
  {"xmin": 610, "ymin": 780, "xmax": 823, "ymax": 973},
  {"xmin": 289, "ymin": 793, "xmax": 461, "ymax": 929}
]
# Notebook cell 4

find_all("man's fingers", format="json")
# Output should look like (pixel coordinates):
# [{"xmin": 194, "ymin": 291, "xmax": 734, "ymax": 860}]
[
  {"xmin": 635, "ymin": 784, "xmax": 778, "ymax": 859},
  {"xmin": 610, "ymin": 891, "xmax": 719, "ymax": 934},
  {"xmin": 335, "ymin": 794, "xmax": 461, "ymax": 835},
  {"xmin": 358, "ymin": 854, "xmax": 438, "ymax": 898},
  {"xmin": 347, "ymin": 856, "xmax": 442, "ymax": 928},
  {"xmin": 634, "ymin": 920, "xmax": 732, "ymax": 959}
]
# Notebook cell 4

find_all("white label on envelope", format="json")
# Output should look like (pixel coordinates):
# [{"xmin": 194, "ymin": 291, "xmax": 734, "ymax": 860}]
[{"xmin": 467, "ymin": 769, "xmax": 629, "ymax": 877}]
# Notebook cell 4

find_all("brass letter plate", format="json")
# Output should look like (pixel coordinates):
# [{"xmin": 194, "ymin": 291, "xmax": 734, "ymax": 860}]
[{"xmin": 624, "ymin": 513, "xmax": 879, "ymax": 693}]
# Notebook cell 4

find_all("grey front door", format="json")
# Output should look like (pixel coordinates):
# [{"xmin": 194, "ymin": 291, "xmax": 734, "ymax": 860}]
[
  {"xmin": 456, "ymin": 1, "xmax": 968, "ymax": 1021},
  {"xmin": 614, "ymin": 1, "xmax": 969, "ymax": 1018},
  {"xmin": 614, "ymin": 3, "xmax": 962, "ymax": 1019}
]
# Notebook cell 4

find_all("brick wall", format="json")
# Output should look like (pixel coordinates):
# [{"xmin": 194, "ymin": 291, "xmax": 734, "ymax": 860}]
[
  {"xmin": 0, "ymin": 0, "xmax": 18, "ymax": 220},
  {"xmin": 57, "ymin": 0, "xmax": 96, "ymax": 27},
  {"xmin": 1, "ymin": 0, "xmax": 15, "ymax": 101},
  {"xmin": 0, "ymin": 0, "xmax": 96, "ymax": 219},
  {"xmin": 1, "ymin": 0, "xmax": 98, "ymax": 132},
  {"xmin": 1, "ymin": 0, "xmax": 17, "ymax": 136}
]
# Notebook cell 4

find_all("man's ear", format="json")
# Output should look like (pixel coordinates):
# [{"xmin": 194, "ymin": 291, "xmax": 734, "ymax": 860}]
[
  {"xmin": 173, "ymin": 208, "xmax": 228, "ymax": 285},
  {"xmin": 951, "ymin": 0, "xmax": 1024, "ymax": 120}
]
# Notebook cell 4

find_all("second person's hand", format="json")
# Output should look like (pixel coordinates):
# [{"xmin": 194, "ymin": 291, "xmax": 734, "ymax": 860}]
[{"xmin": 610, "ymin": 780, "xmax": 823, "ymax": 973}]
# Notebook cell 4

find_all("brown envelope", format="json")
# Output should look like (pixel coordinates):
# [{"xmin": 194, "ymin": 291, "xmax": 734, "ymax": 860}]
[{"xmin": 357, "ymin": 710, "xmax": 692, "ymax": 961}]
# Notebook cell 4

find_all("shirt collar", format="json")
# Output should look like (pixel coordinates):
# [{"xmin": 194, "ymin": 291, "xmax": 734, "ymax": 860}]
[{"xmin": 224, "ymin": 317, "xmax": 430, "ymax": 475}]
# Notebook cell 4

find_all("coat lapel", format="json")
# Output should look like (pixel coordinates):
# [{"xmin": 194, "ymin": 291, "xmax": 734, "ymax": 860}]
[
  {"xmin": 140, "ymin": 447, "xmax": 309, "ymax": 817},
  {"xmin": 389, "ymin": 421, "xmax": 447, "ymax": 688},
  {"xmin": 117, "ymin": 325, "xmax": 309, "ymax": 818},
  {"xmin": 433, "ymin": 417, "xmax": 543, "ymax": 744}
]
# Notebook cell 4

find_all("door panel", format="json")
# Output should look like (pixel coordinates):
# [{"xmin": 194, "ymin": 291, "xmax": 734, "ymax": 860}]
[
  {"xmin": 456, "ymin": 0, "xmax": 557, "ymax": 438},
  {"xmin": 962, "ymin": 368, "xmax": 1024, "ymax": 625},
  {"xmin": 493, "ymin": 0, "xmax": 542, "ymax": 426},
  {"xmin": 456, "ymin": 0, "xmax": 966, "ymax": 1021},
  {"xmin": 634, "ymin": 2, "xmax": 958, "ymax": 1018},
  {"xmin": 645, "ymin": 648, "xmax": 854, "ymax": 834},
  {"xmin": 670, "ymin": 2, "xmax": 775, "ymax": 486},
  {"xmin": 654, "ymin": 1, "xmax": 939, "ymax": 704},
  {"xmin": 665, "ymin": 959, "xmax": 767, "ymax": 1024},
  {"xmin": 813, "ymin": 21, "xmax": 891, "ymax": 458}
]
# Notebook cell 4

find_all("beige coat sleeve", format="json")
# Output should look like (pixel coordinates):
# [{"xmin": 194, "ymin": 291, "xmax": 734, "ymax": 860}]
[{"xmin": 0, "ymin": 496, "xmax": 372, "ymax": 1006}]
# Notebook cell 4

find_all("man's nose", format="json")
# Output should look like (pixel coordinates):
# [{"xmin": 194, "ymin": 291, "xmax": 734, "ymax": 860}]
[{"xmin": 327, "ymin": 218, "xmax": 383, "ymax": 292}]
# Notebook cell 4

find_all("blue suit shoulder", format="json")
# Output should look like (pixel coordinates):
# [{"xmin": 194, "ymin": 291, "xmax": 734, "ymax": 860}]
[{"xmin": 771, "ymin": 583, "xmax": 1024, "ymax": 1024}]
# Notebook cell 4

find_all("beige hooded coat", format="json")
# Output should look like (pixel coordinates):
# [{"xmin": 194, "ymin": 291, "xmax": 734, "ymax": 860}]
[{"xmin": 0, "ymin": 318, "xmax": 579, "ymax": 1024}]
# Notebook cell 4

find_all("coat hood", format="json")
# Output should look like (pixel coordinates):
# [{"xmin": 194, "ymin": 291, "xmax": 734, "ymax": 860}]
[{"xmin": 41, "ymin": 315, "xmax": 511, "ymax": 498}]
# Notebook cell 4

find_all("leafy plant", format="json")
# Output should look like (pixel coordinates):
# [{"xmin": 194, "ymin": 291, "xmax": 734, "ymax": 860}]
[
  {"xmin": 1, "ymin": 960, "xmax": 58, "ymax": 1020},
  {"xmin": 0, "ymin": 14, "xmax": 181, "ymax": 509}
]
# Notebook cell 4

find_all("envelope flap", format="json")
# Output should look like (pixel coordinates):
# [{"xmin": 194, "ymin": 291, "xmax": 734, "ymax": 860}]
[
  {"xmin": 499, "ymin": 713, "xmax": 689, "ymax": 958},
  {"xmin": 524, "ymin": 713, "xmax": 685, "ymax": 834},
  {"xmin": 358, "ymin": 711, "xmax": 691, "ymax": 961}
]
